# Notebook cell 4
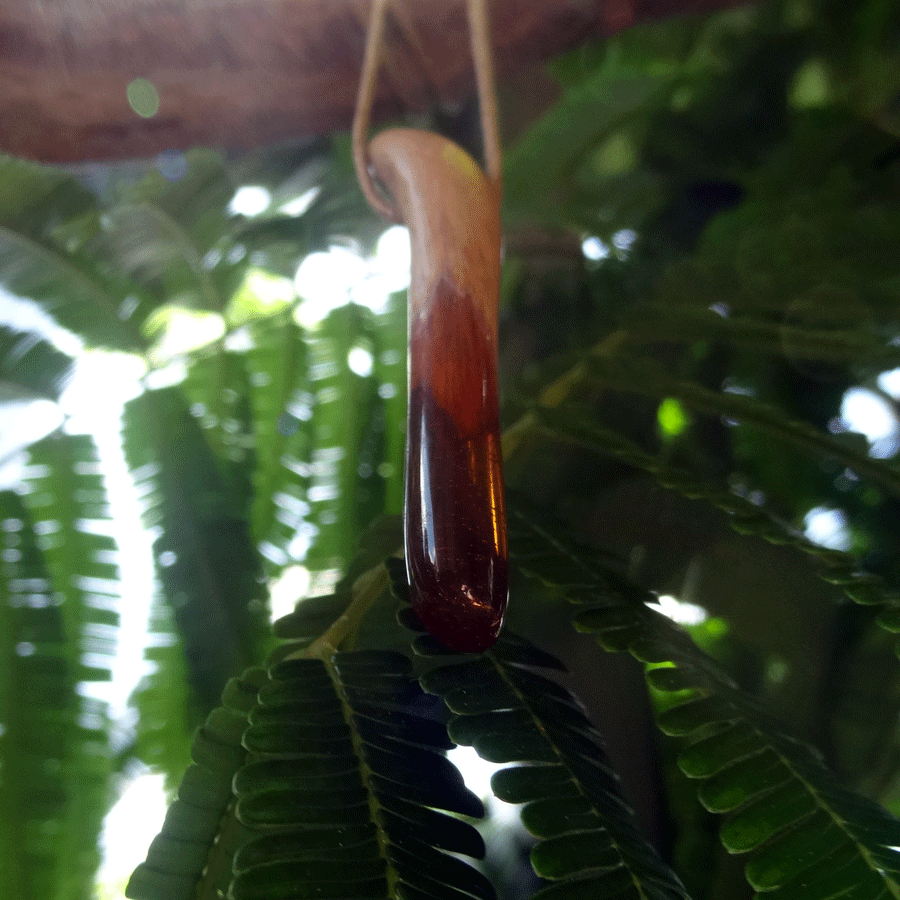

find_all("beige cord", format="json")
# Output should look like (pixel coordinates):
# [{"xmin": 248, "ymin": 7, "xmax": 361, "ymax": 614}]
[
  {"xmin": 353, "ymin": 0, "xmax": 503, "ymax": 220},
  {"xmin": 352, "ymin": 0, "xmax": 397, "ymax": 221},
  {"xmin": 466, "ymin": 0, "xmax": 502, "ymax": 194}
]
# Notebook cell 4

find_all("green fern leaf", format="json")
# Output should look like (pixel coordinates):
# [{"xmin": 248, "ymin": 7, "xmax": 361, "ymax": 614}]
[
  {"xmin": 0, "ymin": 491, "xmax": 113, "ymax": 900},
  {"xmin": 235, "ymin": 179, "xmax": 377, "ymax": 281},
  {"xmin": 110, "ymin": 150, "xmax": 242, "ymax": 312},
  {"xmin": 0, "ymin": 154, "xmax": 97, "ymax": 236},
  {"xmin": 243, "ymin": 314, "xmax": 315, "ymax": 571},
  {"xmin": 407, "ymin": 588, "xmax": 689, "ymax": 900},
  {"xmin": 245, "ymin": 304, "xmax": 387, "ymax": 576},
  {"xmin": 103, "ymin": 203, "xmax": 227, "ymax": 315},
  {"xmin": 619, "ymin": 302, "xmax": 900, "ymax": 368},
  {"xmin": 98, "ymin": 150, "xmax": 249, "ymax": 323},
  {"xmin": 129, "ymin": 560, "xmax": 487, "ymax": 900},
  {"xmin": 654, "ymin": 692, "xmax": 900, "ymax": 897},
  {"xmin": 272, "ymin": 593, "xmax": 352, "ymax": 645},
  {"xmin": 528, "ymin": 405, "xmax": 900, "ymax": 639},
  {"xmin": 271, "ymin": 547, "xmax": 397, "ymax": 664},
  {"xmin": 23, "ymin": 433, "xmax": 121, "ymax": 686},
  {"xmin": 231, "ymin": 649, "xmax": 488, "ymax": 900},
  {"xmin": 506, "ymin": 509, "xmax": 900, "ymax": 899},
  {"xmin": 371, "ymin": 291, "xmax": 407, "ymax": 517},
  {"xmin": 95, "ymin": 151, "xmax": 246, "ymax": 335},
  {"xmin": 122, "ymin": 386, "xmax": 270, "ymax": 710},
  {"xmin": 504, "ymin": 57, "xmax": 670, "ymax": 230},
  {"xmin": 181, "ymin": 347, "xmax": 256, "ymax": 512},
  {"xmin": 584, "ymin": 355, "xmax": 900, "ymax": 500},
  {"xmin": 303, "ymin": 305, "xmax": 385, "ymax": 572},
  {"xmin": 126, "ymin": 667, "xmax": 266, "ymax": 900},
  {"xmin": 130, "ymin": 583, "xmax": 195, "ymax": 783}
]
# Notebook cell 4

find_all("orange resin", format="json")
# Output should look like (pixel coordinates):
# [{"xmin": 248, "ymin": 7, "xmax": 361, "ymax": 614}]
[
  {"xmin": 406, "ymin": 279, "xmax": 507, "ymax": 651},
  {"xmin": 369, "ymin": 129, "xmax": 508, "ymax": 652}
]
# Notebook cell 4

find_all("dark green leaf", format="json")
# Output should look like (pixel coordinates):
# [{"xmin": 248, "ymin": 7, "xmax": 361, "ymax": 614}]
[{"xmin": 418, "ymin": 624, "xmax": 689, "ymax": 899}]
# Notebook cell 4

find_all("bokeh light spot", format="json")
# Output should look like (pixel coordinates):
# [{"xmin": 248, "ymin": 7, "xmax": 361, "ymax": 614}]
[{"xmin": 126, "ymin": 78, "xmax": 160, "ymax": 118}]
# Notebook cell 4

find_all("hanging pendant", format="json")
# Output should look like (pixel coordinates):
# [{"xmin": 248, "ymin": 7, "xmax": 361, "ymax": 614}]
[
  {"xmin": 353, "ymin": 0, "xmax": 507, "ymax": 652},
  {"xmin": 369, "ymin": 129, "xmax": 507, "ymax": 652}
]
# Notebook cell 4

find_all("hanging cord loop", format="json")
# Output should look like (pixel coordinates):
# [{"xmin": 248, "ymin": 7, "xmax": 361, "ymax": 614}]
[{"xmin": 352, "ymin": 0, "xmax": 502, "ymax": 222}]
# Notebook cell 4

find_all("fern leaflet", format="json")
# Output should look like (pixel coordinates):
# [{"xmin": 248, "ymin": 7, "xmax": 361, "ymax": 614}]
[{"xmin": 507, "ymin": 508, "xmax": 900, "ymax": 900}]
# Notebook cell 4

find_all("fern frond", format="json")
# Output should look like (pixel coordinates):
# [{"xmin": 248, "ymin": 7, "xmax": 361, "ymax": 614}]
[
  {"xmin": 98, "ymin": 150, "xmax": 246, "ymax": 331},
  {"xmin": 23, "ymin": 433, "xmax": 121, "ymax": 687},
  {"xmin": 126, "ymin": 667, "xmax": 266, "ymax": 900},
  {"xmin": 244, "ymin": 304, "xmax": 387, "ymax": 575},
  {"xmin": 130, "ymin": 535, "xmax": 486, "ymax": 900},
  {"xmin": 272, "ymin": 593, "xmax": 356, "ymax": 652},
  {"xmin": 180, "ymin": 347, "xmax": 256, "ymax": 511},
  {"xmin": 116, "ymin": 150, "xmax": 236, "ymax": 260},
  {"xmin": 235, "ymin": 142, "xmax": 379, "ymax": 278},
  {"xmin": 302, "ymin": 305, "xmax": 384, "ymax": 572},
  {"xmin": 583, "ymin": 355, "xmax": 900, "ymax": 500},
  {"xmin": 0, "ymin": 491, "xmax": 113, "ymax": 900},
  {"xmin": 243, "ymin": 314, "xmax": 315, "ymax": 571},
  {"xmin": 123, "ymin": 386, "xmax": 270, "ymax": 709},
  {"xmin": 392, "ymin": 563, "xmax": 688, "ymax": 900},
  {"xmin": 0, "ymin": 154, "xmax": 97, "ymax": 235},
  {"xmin": 618, "ymin": 302, "xmax": 900, "ymax": 368},
  {"xmin": 504, "ymin": 60, "xmax": 671, "ymax": 230},
  {"xmin": 131, "ymin": 588, "xmax": 194, "ymax": 783},
  {"xmin": 422, "ymin": 643, "xmax": 688, "ymax": 898},
  {"xmin": 298, "ymin": 171, "xmax": 383, "ymax": 255},
  {"xmin": 507, "ymin": 508, "xmax": 900, "ymax": 900},
  {"xmin": 529, "ymin": 407, "xmax": 900, "ymax": 635},
  {"xmin": 105, "ymin": 203, "xmax": 226, "ymax": 314},
  {"xmin": 130, "ymin": 645, "xmax": 488, "ymax": 900},
  {"xmin": 231, "ymin": 649, "xmax": 489, "ymax": 900},
  {"xmin": 653, "ymin": 679, "xmax": 900, "ymax": 899},
  {"xmin": 371, "ymin": 291, "xmax": 407, "ymax": 516}
]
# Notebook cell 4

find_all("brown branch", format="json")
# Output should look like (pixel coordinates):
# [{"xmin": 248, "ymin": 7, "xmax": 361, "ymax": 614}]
[{"xmin": 0, "ymin": 0, "xmax": 749, "ymax": 162}]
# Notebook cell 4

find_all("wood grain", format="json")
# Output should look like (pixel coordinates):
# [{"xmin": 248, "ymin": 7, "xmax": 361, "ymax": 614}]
[{"xmin": 0, "ymin": 0, "xmax": 748, "ymax": 162}]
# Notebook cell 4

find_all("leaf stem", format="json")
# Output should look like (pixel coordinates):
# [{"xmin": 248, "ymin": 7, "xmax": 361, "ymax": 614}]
[
  {"xmin": 304, "ymin": 562, "xmax": 390, "ymax": 657},
  {"xmin": 501, "ymin": 329, "xmax": 628, "ymax": 459}
]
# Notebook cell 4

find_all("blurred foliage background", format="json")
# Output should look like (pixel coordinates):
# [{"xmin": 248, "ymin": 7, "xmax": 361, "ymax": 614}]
[{"xmin": 2, "ymin": 0, "xmax": 900, "ymax": 898}]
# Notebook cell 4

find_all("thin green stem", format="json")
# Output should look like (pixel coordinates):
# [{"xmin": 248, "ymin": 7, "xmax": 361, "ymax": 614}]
[{"xmin": 304, "ymin": 562, "xmax": 390, "ymax": 658}]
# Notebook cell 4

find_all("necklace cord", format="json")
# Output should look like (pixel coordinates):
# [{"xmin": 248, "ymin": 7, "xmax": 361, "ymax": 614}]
[{"xmin": 352, "ymin": 0, "xmax": 503, "ymax": 221}]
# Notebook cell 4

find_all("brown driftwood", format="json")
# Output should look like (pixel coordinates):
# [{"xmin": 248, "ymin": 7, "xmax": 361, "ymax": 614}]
[{"xmin": 0, "ymin": 0, "xmax": 746, "ymax": 163}]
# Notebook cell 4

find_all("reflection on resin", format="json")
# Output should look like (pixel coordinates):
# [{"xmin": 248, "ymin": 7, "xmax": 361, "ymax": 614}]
[{"xmin": 404, "ymin": 280, "xmax": 507, "ymax": 653}]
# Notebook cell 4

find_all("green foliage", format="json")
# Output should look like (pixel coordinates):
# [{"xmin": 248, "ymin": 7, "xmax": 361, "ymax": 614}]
[
  {"xmin": 0, "ymin": 155, "xmax": 142, "ymax": 350},
  {"xmin": 127, "ymin": 633, "xmax": 491, "ymax": 900},
  {"xmin": 2, "ymin": 1, "xmax": 900, "ymax": 899},
  {"xmin": 504, "ymin": 55, "xmax": 670, "ymax": 231},
  {"xmin": 0, "ymin": 327, "xmax": 74, "ymax": 403},
  {"xmin": 244, "ymin": 313, "xmax": 314, "ymax": 567},
  {"xmin": 505, "ymin": 508, "xmax": 900, "ymax": 899},
  {"xmin": 414, "ymin": 616, "xmax": 691, "ymax": 899},
  {"xmin": 232, "ymin": 650, "xmax": 488, "ymax": 900},
  {"xmin": 127, "ymin": 667, "xmax": 263, "ymax": 900},
  {"xmin": 0, "ymin": 479, "xmax": 114, "ymax": 900},
  {"xmin": 22, "ymin": 433, "xmax": 121, "ymax": 687},
  {"xmin": 302, "ymin": 304, "xmax": 385, "ymax": 570},
  {"xmin": 104, "ymin": 150, "xmax": 240, "ymax": 318},
  {"xmin": 122, "ymin": 386, "xmax": 270, "ymax": 711}
]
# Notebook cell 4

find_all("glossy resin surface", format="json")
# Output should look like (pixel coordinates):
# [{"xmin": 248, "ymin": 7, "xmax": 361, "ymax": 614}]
[
  {"xmin": 369, "ymin": 128, "xmax": 508, "ymax": 652},
  {"xmin": 405, "ymin": 279, "xmax": 507, "ymax": 651}
]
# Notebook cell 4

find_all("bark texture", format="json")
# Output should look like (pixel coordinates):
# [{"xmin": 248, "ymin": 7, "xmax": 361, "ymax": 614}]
[{"xmin": 0, "ymin": 0, "xmax": 747, "ymax": 162}]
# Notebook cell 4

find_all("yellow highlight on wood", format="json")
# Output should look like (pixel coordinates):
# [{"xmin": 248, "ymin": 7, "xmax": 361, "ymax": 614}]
[{"xmin": 441, "ymin": 141, "xmax": 484, "ymax": 186}]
